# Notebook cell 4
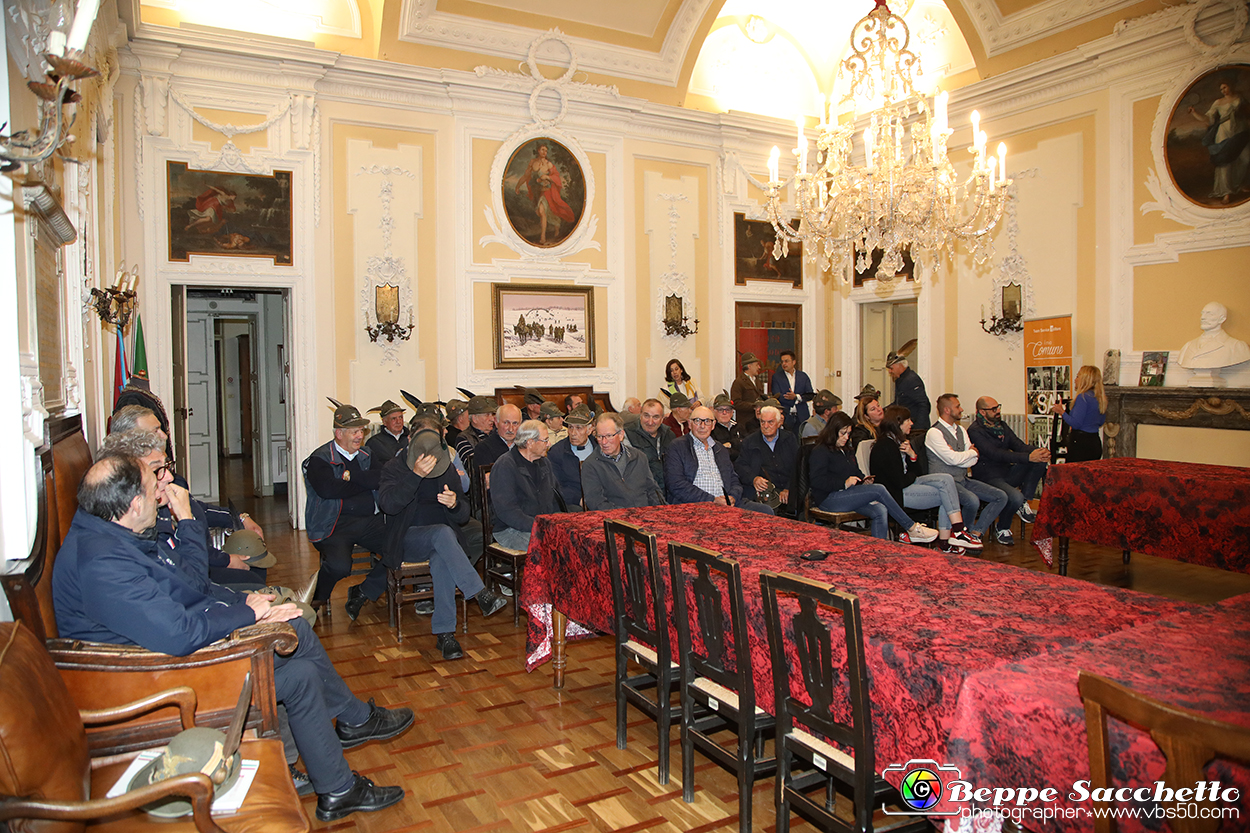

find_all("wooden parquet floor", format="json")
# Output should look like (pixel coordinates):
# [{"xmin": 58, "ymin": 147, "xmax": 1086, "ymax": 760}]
[{"xmin": 228, "ymin": 460, "xmax": 1250, "ymax": 833}]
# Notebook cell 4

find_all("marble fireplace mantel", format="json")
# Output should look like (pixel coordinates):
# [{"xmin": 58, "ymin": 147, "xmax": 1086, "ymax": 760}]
[{"xmin": 1104, "ymin": 386, "xmax": 1250, "ymax": 458}]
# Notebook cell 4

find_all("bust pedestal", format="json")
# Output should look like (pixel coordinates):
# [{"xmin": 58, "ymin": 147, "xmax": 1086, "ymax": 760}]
[{"xmin": 1185, "ymin": 367, "xmax": 1228, "ymax": 388}]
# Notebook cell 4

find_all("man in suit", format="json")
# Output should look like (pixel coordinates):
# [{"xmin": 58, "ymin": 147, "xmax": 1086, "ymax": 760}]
[
  {"xmin": 365, "ymin": 399, "xmax": 407, "ymax": 462},
  {"xmin": 664, "ymin": 406, "xmax": 773, "ymax": 513},
  {"xmin": 730, "ymin": 352, "xmax": 766, "ymax": 434},
  {"xmin": 54, "ymin": 454, "xmax": 412, "ymax": 822},
  {"xmin": 735, "ymin": 404, "xmax": 800, "ymax": 513},
  {"xmin": 770, "ymin": 350, "xmax": 815, "ymax": 435}
]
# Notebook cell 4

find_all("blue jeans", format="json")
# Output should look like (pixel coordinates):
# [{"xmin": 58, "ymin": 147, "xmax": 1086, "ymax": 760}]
[
  {"xmin": 818, "ymin": 483, "xmax": 914, "ymax": 540},
  {"xmin": 982, "ymin": 461, "xmax": 1047, "ymax": 531},
  {"xmin": 956, "ymin": 478, "xmax": 1009, "ymax": 535},
  {"xmin": 403, "ymin": 525, "xmax": 486, "ymax": 635},
  {"xmin": 902, "ymin": 473, "xmax": 963, "ymax": 530}
]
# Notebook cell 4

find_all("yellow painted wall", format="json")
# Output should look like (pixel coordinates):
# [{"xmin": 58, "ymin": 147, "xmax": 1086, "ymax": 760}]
[
  {"xmin": 190, "ymin": 108, "xmax": 272, "ymax": 155},
  {"xmin": 1137, "ymin": 425, "xmax": 1250, "ymax": 468},
  {"xmin": 1133, "ymin": 248, "xmax": 1250, "ymax": 350},
  {"xmin": 1133, "ymin": 95, "xmax": 1189, "ymax": 244}
]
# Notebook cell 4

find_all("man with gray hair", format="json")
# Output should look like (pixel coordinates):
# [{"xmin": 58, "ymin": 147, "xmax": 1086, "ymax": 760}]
[
  {"xmin": 582, "ymin": 412, "xmax": 664, "ymax": 510},
  {"xmin": 489, "ymin": 419, "xmax": 559, "ymax": 550},
  {"xmin": 474, "ymin": 403, "xmax": 523, "ymax": 470},
  {"xmin": 619, "ymin": 396, "xmax": 642, "ymax": 427},
  {"xmin": 887, "ymin": 351, "xmax": 931, "ymax": 432},
  {"xmin": 735, "ymin": 404, "xmax": 799, "ymax": 513}
]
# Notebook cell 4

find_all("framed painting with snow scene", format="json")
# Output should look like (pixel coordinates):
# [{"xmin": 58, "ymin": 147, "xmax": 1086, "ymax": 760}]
[{"xmin": 492, "ymin": 284, "xmax": 595, "ymax": 369}]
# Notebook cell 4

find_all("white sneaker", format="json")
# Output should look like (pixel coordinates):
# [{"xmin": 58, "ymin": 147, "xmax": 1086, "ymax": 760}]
[
  {"xmin": 1017, "ymin": 504, "xmax": 1037, "ymax": 524},
  {"xmin": 906, "ymin": 523, "xmax": 939, "ymax": 543}
]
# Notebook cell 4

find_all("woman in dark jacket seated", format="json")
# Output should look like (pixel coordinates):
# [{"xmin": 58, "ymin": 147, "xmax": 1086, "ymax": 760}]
[
  {"xmin": 809, "ymin": 412, "xmax": 937, "ymax": 543},
  {"xmin": 869, "ymin": 406, "xmax": 974, "ymax": 554}
]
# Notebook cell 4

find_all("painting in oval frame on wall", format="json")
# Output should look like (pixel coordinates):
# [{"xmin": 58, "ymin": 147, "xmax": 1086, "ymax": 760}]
[
  {"xmin": 1164, "ymin": 63, "xmax": 1250, "ymax": 209},
  {"xmin": 501, "ymin": 138, "xmax": 587, "ymax": 249}
]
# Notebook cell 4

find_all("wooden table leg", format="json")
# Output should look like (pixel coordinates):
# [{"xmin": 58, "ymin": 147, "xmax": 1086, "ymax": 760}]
[
  {"xmin": 552, "ymin": 608, "xmax": 567, "ymax": 690},
  {"xmin": 1122, "ymin": 549, "xmax": 1131, "ymax": 564},
  {"xmin": 1058, "ymin": 536, "xmax": 1070, "ymax": 577}
]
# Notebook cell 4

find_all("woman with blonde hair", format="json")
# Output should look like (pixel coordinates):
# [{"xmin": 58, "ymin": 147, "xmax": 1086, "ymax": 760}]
[
  {"xmin": 850, "ymin": 388, "xmax": 884, "ymax": 452},
  {"xmin": 1052, "ymin": 365, "xmax": 1107, "ymax": 462}
]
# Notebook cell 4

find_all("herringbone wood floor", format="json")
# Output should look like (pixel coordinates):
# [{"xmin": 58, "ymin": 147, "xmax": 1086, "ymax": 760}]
[{"xmin": 228, "ymin": 461, "xmax": 1250, "ymax": 833}]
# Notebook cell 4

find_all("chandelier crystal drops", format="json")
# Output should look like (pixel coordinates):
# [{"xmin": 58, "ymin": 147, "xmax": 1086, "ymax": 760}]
[{"xmin": 764, "ymin": 0, "xmax": 1009, "ymax": 280}]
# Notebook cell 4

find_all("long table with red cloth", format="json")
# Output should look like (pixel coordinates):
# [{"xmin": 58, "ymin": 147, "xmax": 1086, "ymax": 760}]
[
  {"xmin": 944, "ymin": 593, "xmax": 1250, "ymax": 832},
  {"xmin": 520, "ymin": 504, "xmax": 1198, "ymax": 801},
  {"xmin": 1031, "ymin": 458, "xmax": 1250, "ymax": 576}
]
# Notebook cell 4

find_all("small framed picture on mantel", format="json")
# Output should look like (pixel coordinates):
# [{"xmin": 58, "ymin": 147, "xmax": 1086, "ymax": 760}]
[{"xmin": 1139, "ymin": 351, "xmax": 1169, "ymax": 387}]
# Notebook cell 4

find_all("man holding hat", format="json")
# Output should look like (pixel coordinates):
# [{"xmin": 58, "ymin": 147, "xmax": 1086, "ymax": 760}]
[
  {"xmin": 302, "ymin": 400, "xmax": 394, "ymax": 619},
  {"xmin": 886, "ymin": 350, "xmax": 931, "ymax": 433},
  {"xmin": 771, "ymin": 350, "xmax": 816, "ymax": 435},
  {"xmin": 377, "ymin": 416, "xmax": 506, "ymax": 660},
  {"xmin": 455, "ymin": 395, "xmax": 497, "ymax": 470},
  {"xmin": 540, "ymin": 401, "xmax": 568, "ymax": 444},
  {"xmin": 548, "ymin": 404, "xmax": 595, "ymax": 509},
  {"xmin": 365, "ymin": 399, "xmax": 408, "ymax": 461},
  {"xmin": 662, "ymin": 391, "xmax": 694, "ymax": 437},
  {"xmin": 802, "ymin": 390, "xmax": 842, "ymax": 438},
  {"xmin": 731, "ymin": 352, "xmax": 766, "ymax": 433},
  {"xmin": 710, "ymin": 392, "xmax": 744, "ymax": 461}
]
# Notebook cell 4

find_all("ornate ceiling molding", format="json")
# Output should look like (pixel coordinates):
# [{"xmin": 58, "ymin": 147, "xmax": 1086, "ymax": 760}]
[
  {"xmin": 961, "ymin": 0, "xmax": 1145, "ymax": 57},
  {"xmin": 398, "ymin": 0, "xmax": 714, "ymax": 87}
]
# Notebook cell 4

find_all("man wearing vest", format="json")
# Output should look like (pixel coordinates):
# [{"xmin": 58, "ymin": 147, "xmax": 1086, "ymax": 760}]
[
  {"xmin": 303, "ymin": 400, "xmax": 394, "ymax": 619},
  {"xmin": 924, "ymin": 393, "xmax": 1008, "ymax": 549}
]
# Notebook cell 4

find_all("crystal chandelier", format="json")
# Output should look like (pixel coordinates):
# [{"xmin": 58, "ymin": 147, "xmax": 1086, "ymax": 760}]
[{"xmin": 764, "ymin": 0, "xmax": 1009, "ymax": 280}]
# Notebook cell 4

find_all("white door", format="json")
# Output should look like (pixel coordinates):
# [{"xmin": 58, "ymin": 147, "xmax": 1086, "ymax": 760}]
[
  {"xmin": 170, "ymin": 286, "xmax": 190, "ymax": 478},
  {"xmin": 283, "ymin": 290, "xmax": 298, "ymax": 528},
  {"xmin": 861, "ymin": 302, "xmax": 891, "ymax": 400},
  {"xmin": 185, "ymin": 310, "xmax": 219, "ymax": 501}
]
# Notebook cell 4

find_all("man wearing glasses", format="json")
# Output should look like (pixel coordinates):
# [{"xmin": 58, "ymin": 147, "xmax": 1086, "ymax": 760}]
[
  {"xmin": 664, "ymin": 406, "xmax": 774, "ymax": 514},
  {"xmin": 968, "ymin": 395, "xmax": 1049, "ymax": 545},
  {"xmin": 489, "ymin": 420, "xmax": 559, "ymax": 550},
  {"xmin": 582, "ymin": 412, "xmax": 665, "ymax": 510}
]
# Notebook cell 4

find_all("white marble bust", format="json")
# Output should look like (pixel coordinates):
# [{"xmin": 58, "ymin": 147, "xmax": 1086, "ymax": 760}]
[{"xmin": 1178, "ymin": 302, "xmax": 1250, "ymax": 387}]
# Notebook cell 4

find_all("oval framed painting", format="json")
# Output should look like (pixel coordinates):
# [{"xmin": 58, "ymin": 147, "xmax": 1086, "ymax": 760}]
[
  {"xmin": 1165, "ymin": 64, "xmax": 1250, "ymax": 209},
  {"xmin": 501, "ymin": 138, "xmax": 587, "ymax": 249}
]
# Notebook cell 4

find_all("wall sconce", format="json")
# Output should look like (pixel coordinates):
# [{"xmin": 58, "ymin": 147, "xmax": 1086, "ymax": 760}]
[
  {"xmin": 23, "ymin": 180, "xmax": 75, "ymax": 243},
  {"xmin": 980, "ymin": 282, "xmax": 1023, "ymax": 336},
  {"xmin": 662, "ymin": 293, "xmax": 699, "ymax": 338},
  {"xmin": 89, "ymin": 263, "xmax": 138, "ymax": 331},
  {"xmin": 1, "ymin": 0, "xmax": 102, "ymax": 168},
  {"xmin": 365, "ymin": 282, "xmax": 413, "ymax": 343}
]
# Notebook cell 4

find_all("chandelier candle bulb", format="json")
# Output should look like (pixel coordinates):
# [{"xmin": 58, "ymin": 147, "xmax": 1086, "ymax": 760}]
[
  {"xmin": 988, "ymin": 157, "xmax": 997, "ymax": 189},
  {"xmin": 998, "ymin": 143, "xmax": 1007, "ymax": 185},
  {"xmin": 768, "ymin": 146, "xmax": 780, "ymax": 183},
  {"xmin": 864, "ymin": 128, "xmax": 874, "ymax": 170},
  {"xmin": 66, "ymin": 0, "xmax": 102, "ymax": 53}
]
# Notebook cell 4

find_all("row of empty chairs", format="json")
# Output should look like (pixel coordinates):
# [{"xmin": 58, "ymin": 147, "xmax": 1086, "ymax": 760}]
[{"xmin": 604, "ymin": 518, "xmax": 1250, "ymax": 833}]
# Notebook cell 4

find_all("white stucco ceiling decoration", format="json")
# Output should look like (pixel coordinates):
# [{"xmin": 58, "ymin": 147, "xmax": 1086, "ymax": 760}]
[{"xmin": 140, "ymin": 0, "xmax": 362, "ymax": 40}]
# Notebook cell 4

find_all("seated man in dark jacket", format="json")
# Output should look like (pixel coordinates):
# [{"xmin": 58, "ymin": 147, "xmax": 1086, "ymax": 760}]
[
  {"xmin": 968, "ymin": 396, "xmax": 1049, "ymax": 545},
  {"xmin": 377, "ymin": 419, "xmax": 506, "ymax": 661},
  {"xmin": 710, "ymin": 392, "xmax": 744, "ymax": 461},
  {"xmin": 734, "ymin": 404, "xmax": 800, "ymax": 513},
  {"xmin": 623, "ymin": 398, "xmax": 675, "ymax": 493},
  {"xmin": 53, "ymin": 455, "xmax": 412, "ymax": 822},
  {"xmin": 582, "ymin": 412, "xmax": 665, "ymax": 510},
  {"xmin": 490, "ymin": 420, "xmax": 560, "ymax": 550},
  {"xmin": 664, "ymin": 407, "xmax": 773, "ymax": 514},
  {"xmin": 547, "ymin": 405, "xmax": 595, "ymax": 509}
]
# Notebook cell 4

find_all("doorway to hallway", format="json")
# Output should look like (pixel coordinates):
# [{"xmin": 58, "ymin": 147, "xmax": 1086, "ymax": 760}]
[{"xmin": 860, "ymin": 300, "xmax": 917, "ymax": 403}]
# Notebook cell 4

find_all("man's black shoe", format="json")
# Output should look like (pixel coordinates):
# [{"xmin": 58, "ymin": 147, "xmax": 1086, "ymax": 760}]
[
  {"xmin": 476, "ymin": 589, "xmax": 507, "ymax": 617},
  {"xmin": 414, "ymin": 599, "xmax": 435, "ymax": 615},
  {"xmin": 336, "ymin": 698, "xmax": 415, "ymax": 749},
  {"xmin": 290, "ymin": 764, "xmax": 315, "ymax": 797},
  {"xmin": 315, "ymin": 772, "xmax": 404, "ymax": 822},
  {"xmin": 345, "ymin": 585, "xmax": 367, "ymax": 622},
  {"xmin": 435, "ymin": 632, "xmax": 464, "ymax": 660}
]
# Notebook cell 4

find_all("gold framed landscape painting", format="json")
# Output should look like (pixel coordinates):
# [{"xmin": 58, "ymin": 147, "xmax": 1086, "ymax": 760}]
[
  {"xmin": 1165, "ymin": 64, "xmax": 1250, "ymax": 208},
  {"xmin": 492, "ymin": 284, "xmax": 595, "ymax": 369}
]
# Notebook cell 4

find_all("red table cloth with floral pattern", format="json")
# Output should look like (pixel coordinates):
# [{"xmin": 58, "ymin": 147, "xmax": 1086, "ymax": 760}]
[
  {"xmin": 521, "ymin": 504, "xmax": 1198, "ymax": 784},
  {"xmin": 944, "ymin": 593, "xmax": 1250, "ymax": 832},
  {"xmin": 1031, "ymin": 458, "xmax": 1250, "ymax": 571}
]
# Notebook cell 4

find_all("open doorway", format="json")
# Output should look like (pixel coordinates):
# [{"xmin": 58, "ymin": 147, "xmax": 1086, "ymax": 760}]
[
  {"xmin": 861, "ymin": 300, "xmax": 917, "ymax": 402},
  {"xmin": 173, "ymin": 287, "xmax": 289, "ymax": 504}
]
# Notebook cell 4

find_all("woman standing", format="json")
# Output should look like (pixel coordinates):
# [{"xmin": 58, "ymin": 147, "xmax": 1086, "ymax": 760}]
[
  {"xmin": 870, "ymin": 406, "xmax": 981, "ymax": 554},
  {"xmin": 809, "ymin": 412, "xmax": 937, "ymax": 543},
  {"xmin": 663, "ymin": 359, "xmax": 702, "ymax": 407},
  {"xmin": 1052, "ymin": 365, "xmax": 1107, "ymax": 462}
]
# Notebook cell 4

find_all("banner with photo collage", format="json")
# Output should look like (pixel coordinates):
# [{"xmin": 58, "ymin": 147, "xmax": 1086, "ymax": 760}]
[{"xmin": 1023, "ymin": 316, "xmax": 1073, "ymax": 450}]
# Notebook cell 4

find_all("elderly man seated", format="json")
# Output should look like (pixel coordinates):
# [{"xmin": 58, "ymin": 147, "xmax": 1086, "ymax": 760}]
[
  {"xmin": 548, "ymin": 405, "xmax": 595, "ymax": 509},
  {"xmin": 582, "ymin": 412, "xmax": 665, "ymax": 510},
  {"xmin": 664, "ymin": 406, "xmax": 774, "ymax": 514},
  {"xmin": 967, "ymin": 396, "xmax": 1049, "ymax": 545},
  {"xmin": 490, "ymin": 419, "xmax": 560, "ymax": 550},
  {"xmin": 53, "ymin": 454, "xmax": 412, "ymax": 822},
  {"xmin": 735, "ymin": 404, "xmax": 799, "ymax": 514}
]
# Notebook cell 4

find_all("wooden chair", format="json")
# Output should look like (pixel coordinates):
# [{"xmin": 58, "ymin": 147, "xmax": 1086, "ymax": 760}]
[
  {"xmin": 387, "ymin": 555, "xmax": 467, "ymax": 643},
  {"xmin": 476, "ymin": 463, "xmax": 526, "ymax": 626},
  {"xmin": 311, "ymin": 547, "xmax": 378, "ymax": 625},
  {"xmin": 1078, "ymin": 671, "xmax": 1250, "ymax": 833},
  {"xmin": 605, "ymin": 520, "xmax": 681, "ymax": 785},
  {"xmin": 799, "ymin": 438, "xmax": 867, "ymax": 531},
  {"xmin": 760, "ymin": 570, "xmax": 928, "ymax": 833},
  {"xmin": 0, "ymin": 415, "xmax": 297, "ymax": 758},
  {"xmin": 0, "ymin": 621, "xmax": 309, "ymax": 832},
  {"xmin": 669, "ymin": 542, "xmax": 775, "ymax": 833}
]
